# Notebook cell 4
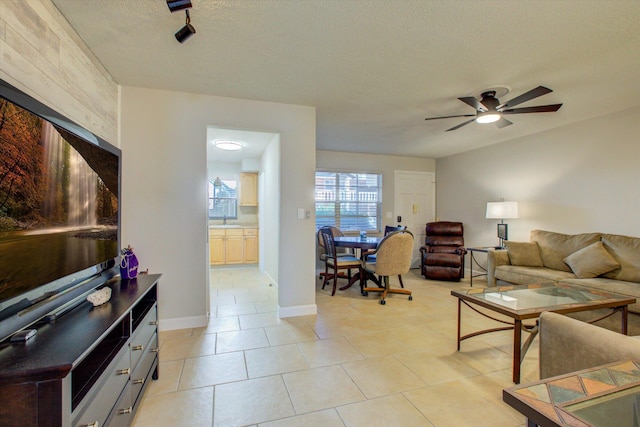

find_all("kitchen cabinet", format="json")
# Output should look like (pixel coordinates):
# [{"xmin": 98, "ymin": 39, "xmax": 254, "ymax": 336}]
[
  {"xmin": 239, "ymin": 172, "xmax": 258, "ymax": 206},
  {"xmin": 243, "ymin": 228, "xmax": 258, "ymax": 263},
  {"xmin": 225, "ymin": 229, "xmax": 244, "ymax": 264},
  {"xmin": 209, "ymin": 229, "xmax": 225, "ymax": 265},
  {"xmin": 209, "ymin": 228, "xmax": 257, "ymax": 265}
]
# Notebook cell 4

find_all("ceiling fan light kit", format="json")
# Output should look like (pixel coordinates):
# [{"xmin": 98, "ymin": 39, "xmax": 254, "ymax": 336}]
[
  {"xmin": 425, "ymin": 86, "xmax": 563, "ymax": 131},
  {"xmin": 476, "ymin": 112, "xmax": 501, "ymax": 124}
]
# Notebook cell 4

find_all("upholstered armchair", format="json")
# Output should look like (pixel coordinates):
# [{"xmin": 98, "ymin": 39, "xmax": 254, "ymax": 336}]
[
  {"xmin": 419, "ymin": 221, "xmax": 467, "ymax": 281},
  {"xmin": 539, "ymin": 311, "xmax": 640, "ymax": 379}
]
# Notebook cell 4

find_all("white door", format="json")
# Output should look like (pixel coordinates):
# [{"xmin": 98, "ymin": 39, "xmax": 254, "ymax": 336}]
[{"xmin": 394, "ymin": 171, "xmax": 436, "ymax": 268}]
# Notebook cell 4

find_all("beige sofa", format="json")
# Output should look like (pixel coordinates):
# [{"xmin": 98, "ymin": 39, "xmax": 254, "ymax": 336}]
[{"xmin": 487, "ymin": 230, "xmax": 640, "ymax": 317}]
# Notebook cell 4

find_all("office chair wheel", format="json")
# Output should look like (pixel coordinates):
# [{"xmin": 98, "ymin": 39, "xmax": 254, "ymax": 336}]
[
  {"xmin": 408, "ymin": 295, "xmax": 413, "ymax": 301},
  {"xmin": 380, "ymin": 299, "xmax": 386, "ymax": 305}
]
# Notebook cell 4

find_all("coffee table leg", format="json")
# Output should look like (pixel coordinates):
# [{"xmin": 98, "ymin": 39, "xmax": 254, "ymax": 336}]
[
  {"xmin": 622, "ymin": 305, "xmax": 629, "ymax": 335},
  {"xmin": 513, "ymin": 319, "xmax": 522, "ymax": 384}
]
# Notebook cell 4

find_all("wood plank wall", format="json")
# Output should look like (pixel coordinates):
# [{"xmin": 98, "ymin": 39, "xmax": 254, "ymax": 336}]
[{"xmin": 0, "ymin": 0, "xmax": 119, "ymax": 146}]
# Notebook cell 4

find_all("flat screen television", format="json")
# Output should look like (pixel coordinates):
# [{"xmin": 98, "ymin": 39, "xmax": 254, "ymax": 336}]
[{"xmin": 0, "ymin": 80, "xmax": 121, "ymax": 342}]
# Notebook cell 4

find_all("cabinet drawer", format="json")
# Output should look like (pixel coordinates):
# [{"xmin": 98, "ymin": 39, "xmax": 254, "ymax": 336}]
[
  {"xmin": 226, "ymin": 228, "xmax": 244, "ymax": 237},
  {"xmin": 131, "ymin": 333, "xmax": 159, "ymax": 406},
  {"xmin": 104, "ymin": 383, "xmax": 133, "ymax": 427},
  {"xmin": 131, "ymin": 305, "xmax": 157, "ymax": 369},
  {"xmin": 72, "ymin": 344, "xmax": 131, "ymax": 427},
  {"xmin": 209, "ymin": 228, "xmax": 225, "ymax": 237},
  {"xmin": 243, "ymin": 228, "xmax": 258, "ymax": 236}
]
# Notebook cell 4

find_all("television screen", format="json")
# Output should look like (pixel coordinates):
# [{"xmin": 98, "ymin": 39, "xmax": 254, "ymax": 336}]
[{"xmin": 0, "ymin": 80, "xmax": 120, "ymax": 340}]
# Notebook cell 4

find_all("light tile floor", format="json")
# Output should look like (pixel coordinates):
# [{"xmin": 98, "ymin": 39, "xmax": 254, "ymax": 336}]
[{"xmin": 131, "ymin": 267, "xmax": 538, "ymax": 427}]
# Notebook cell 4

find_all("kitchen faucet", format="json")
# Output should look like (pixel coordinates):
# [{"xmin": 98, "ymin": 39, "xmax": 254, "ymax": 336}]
[{"xmin": 223, "ymin": 215, "xmax": 227, "ymax": 225}]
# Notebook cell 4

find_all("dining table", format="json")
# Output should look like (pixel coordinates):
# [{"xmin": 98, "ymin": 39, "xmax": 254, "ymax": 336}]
[{"xmin": 333, "ymin": 235, "xmax": 382, "ymax": 294}]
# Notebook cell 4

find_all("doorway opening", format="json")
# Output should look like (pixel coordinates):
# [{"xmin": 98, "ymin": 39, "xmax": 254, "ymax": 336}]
[{"xmin": 205, "ymin": 126, "xmax": 280, "ymax": 316}]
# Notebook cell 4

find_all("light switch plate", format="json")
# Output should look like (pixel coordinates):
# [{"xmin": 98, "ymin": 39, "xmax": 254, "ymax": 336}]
[{"xmin": 297, "ymin": 208, "xmax": 305, "ymax": 219}]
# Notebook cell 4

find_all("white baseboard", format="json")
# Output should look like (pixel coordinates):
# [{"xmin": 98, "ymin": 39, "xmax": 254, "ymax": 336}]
[
  {"xmin": 278, "ymin": 304, "xmax": 317, "ymax": 318},
  {"xmin": 264, "ymin": 271, "xmax": 278, "ymax": 288},
  {"xmin": 159, "ymin": 315, "xmax": 208, "ymax": 332}
]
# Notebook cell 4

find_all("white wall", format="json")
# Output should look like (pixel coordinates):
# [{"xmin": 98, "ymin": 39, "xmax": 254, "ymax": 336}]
[
  {"xmin": 436, "ymin": 106, "xmax": 640, "ymax": 254},
  {"xmin": 120, "ymin": 86, "xmax": 317, "ymax": 327},
  {"xmin": 316, "ymin": 150, "xmax": 436, "ymax": 232}
]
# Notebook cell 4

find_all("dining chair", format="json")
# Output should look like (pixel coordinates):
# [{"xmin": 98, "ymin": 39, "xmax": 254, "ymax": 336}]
[
  {"xmin": 362, "ymin": 230, "xmax": 414, "ymax": 305},
  {"xmin": 317, "ymin": 226, "xmax": 355, "ymax": 280},
  {"xmin": 365, "ymin": 225, "xmax": 408, "ymax": 288},
  {"xmin": 319, "ymin": 227, "xmax": 363, "ymax": 296}
]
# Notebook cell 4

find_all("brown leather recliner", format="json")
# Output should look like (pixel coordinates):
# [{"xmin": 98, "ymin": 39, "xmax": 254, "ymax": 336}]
[{"xmin": 419, "ymin": 221, "xmax": 467, "ymax": 281}]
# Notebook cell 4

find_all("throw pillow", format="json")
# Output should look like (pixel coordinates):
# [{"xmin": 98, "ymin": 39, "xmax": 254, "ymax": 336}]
[
  {"xmin": 531, "ymin": 230, "xmax": 601, "ymax": 272},
  {"xmin": 563, "ymin": 241, "xmax": 620, "ymax": 279},
  {"xmin": 505, "ymin": 241, "xmax": 544, "ymax": 267}
]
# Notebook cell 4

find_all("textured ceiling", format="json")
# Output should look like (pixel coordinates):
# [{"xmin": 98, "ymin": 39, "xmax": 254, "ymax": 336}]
[{"xmin": 52, "ymin": 0, "xmax": 640, "ymax": 159}]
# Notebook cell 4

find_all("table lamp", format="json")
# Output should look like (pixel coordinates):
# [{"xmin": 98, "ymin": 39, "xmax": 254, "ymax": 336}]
[{"xmin": 486, "ymin": 199, "xmax": 519, "ymax": 248}]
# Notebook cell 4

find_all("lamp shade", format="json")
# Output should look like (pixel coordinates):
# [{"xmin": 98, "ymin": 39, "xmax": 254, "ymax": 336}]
[{"xmin": 486, "ymin": 201, "xmax": 519, "ymax": 219}]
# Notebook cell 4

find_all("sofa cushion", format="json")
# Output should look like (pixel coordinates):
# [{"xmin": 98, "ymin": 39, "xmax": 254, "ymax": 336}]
[
  {"xmin": 601, "ymin": 234, "xmax": 640, "ymax": 282},
  {"xmin": 560, "ymin": 277, "xmax": 640, "ymax": 314},
  {"xmin": 505, "ymin": 241, "xmax": 543, "ymax": 267},
  {"xmin": 495, "ymin": 265, "xmax": 577, "ymax": 285},
  {"xmin": 530, "ymin": 230, "xmax": 601, "ymax": 272},
  {"xmin": 563, "ymin": 241, "xmax": 620, "ymax": 279}
]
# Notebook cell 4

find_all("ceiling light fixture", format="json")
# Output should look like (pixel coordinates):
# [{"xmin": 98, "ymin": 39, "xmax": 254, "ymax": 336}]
[
  {"xmin": 214, "ymin": 140, "xmax": 243, "ymax": 151},
  {"xmin": 175, "ymin": 9, "xmax": 196, "ymax": 43},
  {"xmin": 167, "ymin": 0, "xmax": 192, "ymax": 12}
]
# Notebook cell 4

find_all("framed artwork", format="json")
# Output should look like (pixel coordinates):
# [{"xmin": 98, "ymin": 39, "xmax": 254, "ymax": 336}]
[{"xmin": 497, "ymin": 223, "xmax": 508, "ymax": 241}]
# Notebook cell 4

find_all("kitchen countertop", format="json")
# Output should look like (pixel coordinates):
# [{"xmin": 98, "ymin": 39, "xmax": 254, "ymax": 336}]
[{"xmin": 209, "ymin": 224, "xmax": 258, "ymax": 229}]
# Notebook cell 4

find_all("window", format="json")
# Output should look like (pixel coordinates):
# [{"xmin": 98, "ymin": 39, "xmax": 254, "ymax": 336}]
[
  {"xmin": 208, "ymin": 179, "xmax": 237, "ymax": 219},
  {"xmin": 315, "ymin": 171, "xmax": 381, "ymax": 232}
]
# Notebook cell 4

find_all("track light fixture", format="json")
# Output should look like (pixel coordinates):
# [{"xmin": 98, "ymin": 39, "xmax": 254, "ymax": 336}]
[
  {"xmin": 166, "ymin": 0, "xmax": 192, "ymax": 12},
  {"xmin": 175, "ymin": 9, "xmax": 196, "ymax": 43}
]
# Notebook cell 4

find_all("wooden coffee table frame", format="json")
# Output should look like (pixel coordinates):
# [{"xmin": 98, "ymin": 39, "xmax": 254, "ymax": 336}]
[{"xmin": 451, "ymin": 283, "xmax": 635, "ymax": 384}]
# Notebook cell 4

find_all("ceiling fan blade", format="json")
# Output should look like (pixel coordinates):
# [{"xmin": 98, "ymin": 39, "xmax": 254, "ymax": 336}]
[
  {"xmin": 425, "ymin": 114, "xmax": 475, "ymax": 121},
  {"xmin": 458, "ymin": 97, "xmax": 486, "ymax": 112},
  {"xmin": 497, "ymin": 86, "xmax": 552, "ymax": 110},
  {"xmin": 501, "ymin": 104, "xmax": 563, "ymax": 115},
  {"xmin": 446, "ymin": 118, "xmax": 476, "ymax": 132},
  {"xmin": 494, "ymin": 117, "xmax": 513, "ymax": 128}
]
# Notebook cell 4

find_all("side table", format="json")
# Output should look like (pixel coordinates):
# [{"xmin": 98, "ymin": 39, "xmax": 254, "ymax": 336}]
[{"xmin": 467, "ymin": 246, "xmax": 502, "ymax": 286}]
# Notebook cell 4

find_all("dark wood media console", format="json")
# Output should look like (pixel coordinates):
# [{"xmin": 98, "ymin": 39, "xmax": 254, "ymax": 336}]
[{"xmin": 0, "ymin": 274, "xmax": 161, "ymax": 427}]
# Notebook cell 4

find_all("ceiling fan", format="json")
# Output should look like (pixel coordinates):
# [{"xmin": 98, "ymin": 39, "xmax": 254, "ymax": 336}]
[{"xmin": 425, "ymin": 86, "xmax": 562, "ymax": 131}]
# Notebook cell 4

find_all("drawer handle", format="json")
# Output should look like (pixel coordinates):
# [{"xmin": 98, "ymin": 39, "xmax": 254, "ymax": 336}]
[
  {"xmin": 151, "ymin": 347, "xmax": 159, "ymax": 353},
  {"xmin": 132, "ymin": 344, "xmax": 144, "ymax": 351},
  {"xmin": 117, "ymin": 368, "xmax": 130, "ymax": 376},
  {"xmin": 149, "ymin": 320, "xmax": 158, "ymax": 326},
  {"xmin": 119, "ymin": 407, "xmax": 133, "ymax": 415},
  {"xmin": 133, "ymin": 378, "xmax": 144, "ymax": 385},
  {"xmin": 86, "ymin": 422, "xmax": 99, "ymax": 427}
]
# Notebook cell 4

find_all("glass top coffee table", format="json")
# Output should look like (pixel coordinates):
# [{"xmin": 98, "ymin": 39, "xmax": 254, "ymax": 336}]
[{"xmin": 451, "ymin": 283, "xmax": 636, "ymax": 383}]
